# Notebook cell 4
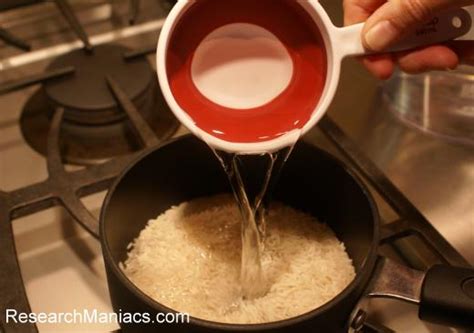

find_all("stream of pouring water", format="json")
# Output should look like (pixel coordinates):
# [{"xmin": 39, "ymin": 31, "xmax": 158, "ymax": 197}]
[{"xmin": 212, "ymin": 140, "xmax": 297, "ymax": 299}]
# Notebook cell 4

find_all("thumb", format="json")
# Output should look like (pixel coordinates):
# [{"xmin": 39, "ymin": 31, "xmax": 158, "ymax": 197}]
[{"xmin": 362, "ymin": 0, "xmax": 473, "ymax": 51}]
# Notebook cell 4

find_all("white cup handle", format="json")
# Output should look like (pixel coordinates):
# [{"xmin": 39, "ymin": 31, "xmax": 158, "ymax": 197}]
[{"xmin": 336, "ymin": 7, "xmax": 472, "ymax": 58}]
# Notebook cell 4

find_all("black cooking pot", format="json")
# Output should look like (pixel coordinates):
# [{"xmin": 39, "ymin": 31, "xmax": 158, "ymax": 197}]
[{"xmin": 100, "ymin": 135, "xmax": 474, "ymax": 332}]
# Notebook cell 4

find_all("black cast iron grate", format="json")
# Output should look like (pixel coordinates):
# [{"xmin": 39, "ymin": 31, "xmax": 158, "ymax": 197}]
[
  {"xmin": 0, "ymin": 0, "xmax": 145, "ymax": 52},
  {"xmin": 0, "ymin": 47, "xmax": 161, "ymax": 331},
  {"xmin": 0, "ymin": 52, "xmax": 469, "ymax": 333}
]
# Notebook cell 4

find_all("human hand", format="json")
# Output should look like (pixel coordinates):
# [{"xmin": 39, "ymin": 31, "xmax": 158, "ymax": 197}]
[{"xmin": 343, "ymin": 0, "xmax": 474, "ymax": 79}]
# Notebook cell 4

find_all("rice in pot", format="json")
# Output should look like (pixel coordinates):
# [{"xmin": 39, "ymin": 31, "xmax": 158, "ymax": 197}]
[{"xmin": 122, "ymin": 194, "xmax": 355, "ymax": 324}]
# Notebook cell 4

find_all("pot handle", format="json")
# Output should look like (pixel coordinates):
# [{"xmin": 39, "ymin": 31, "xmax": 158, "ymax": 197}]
[
  {"xmin": 419, "ymin": 264, "xmax": 474, "ymax": 329},
  {"xmin": 367, "ymin": 258, "xmax": 474, "ymax": 330},
  {"xmin": 336, "ymin": 7, "xmax": 472, "ymax": 58}
]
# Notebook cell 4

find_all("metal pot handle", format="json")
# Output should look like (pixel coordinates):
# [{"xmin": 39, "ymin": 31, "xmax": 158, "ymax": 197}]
[{"xmin": 352, "ymin": 257, "xmax": 474, "ymax": 331}]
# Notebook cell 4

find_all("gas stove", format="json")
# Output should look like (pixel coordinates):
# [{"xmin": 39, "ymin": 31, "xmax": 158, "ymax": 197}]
[{"xmin": 0, "ymin": 1, "xmax": 472, "ymax": 333}]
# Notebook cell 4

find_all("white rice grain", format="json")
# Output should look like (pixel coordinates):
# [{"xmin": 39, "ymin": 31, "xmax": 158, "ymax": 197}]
[{"xmin": 122, "ymin": 194, "xmax": 355, "ymax": 324}]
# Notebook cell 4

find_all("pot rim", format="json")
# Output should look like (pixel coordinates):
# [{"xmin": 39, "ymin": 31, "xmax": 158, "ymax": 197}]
[{"xmin": 100, "ymin": 134, "xmax": 381, "ymax": 331}]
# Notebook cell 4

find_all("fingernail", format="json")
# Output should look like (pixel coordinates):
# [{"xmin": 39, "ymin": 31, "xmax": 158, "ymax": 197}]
[{"xmin": 364, "ymin": 21, "xmax": 399, "ymax": 51}]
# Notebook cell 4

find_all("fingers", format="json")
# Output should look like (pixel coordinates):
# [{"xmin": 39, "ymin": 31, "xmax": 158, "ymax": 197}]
[
  {"xmin": 343, "ymin": 0, "xmax": 386, "ymax": 25},
  {"xmin": 363, "ymin": 46, "xmax": 459, "ymax": 78},
  {"xmin": 343, "ymin": 0, "xmax": 396, "ymax": 79},
  {"xmin": 343, "ymin": 0, "xmax": 474, "ymax": 78},
  {"xmin": 360, "ymin": 46, "xmax": 460, "ymax": 78},
  {"xmin": 395, "ymin": 45, "xmax": 459, "ymax": 73},
  {"xmin": 362, "ymin": 0, "xmax": 474, "ymax": 51},
  {"xmin": 361, "ymin": 54, "xmax": 396, "ymax": 79}
]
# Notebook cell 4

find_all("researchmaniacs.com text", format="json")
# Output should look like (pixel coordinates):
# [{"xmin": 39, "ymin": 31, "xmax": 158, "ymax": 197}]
[{"xmin": 5, "ymin": 309, "xmax": 190, "ymax": 325}]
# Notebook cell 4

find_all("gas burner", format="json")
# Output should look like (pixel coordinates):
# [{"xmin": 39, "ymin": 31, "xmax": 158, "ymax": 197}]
[
  {"xmin": 20, "ymin": 44, "xmax": 180, "ymax": 164},
  {"xmin": 44, "ymin": 44, "xmax": 152, "ymax": 125}
]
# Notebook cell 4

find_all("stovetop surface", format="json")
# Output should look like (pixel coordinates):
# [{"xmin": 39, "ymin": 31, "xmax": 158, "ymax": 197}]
[{"xmin": 0, "ymin": 1, "xmax": 472, "ymax": 332}]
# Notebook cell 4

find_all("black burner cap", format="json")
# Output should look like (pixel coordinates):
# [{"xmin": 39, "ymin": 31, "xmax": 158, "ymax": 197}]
[{"xmin": 44, "ymin": 44, "xmax": 153, "ymax": 112}]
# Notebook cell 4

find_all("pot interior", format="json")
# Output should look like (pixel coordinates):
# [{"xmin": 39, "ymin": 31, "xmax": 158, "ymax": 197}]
[{"xmin": 101, "ymin": 135, "xmax": 378, "ymax": 310}]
